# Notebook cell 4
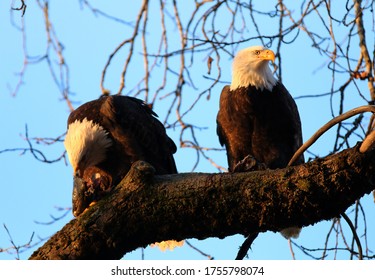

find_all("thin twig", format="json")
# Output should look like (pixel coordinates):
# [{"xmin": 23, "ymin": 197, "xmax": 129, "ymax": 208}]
[
  {"xmin": 341, "ymin": 213, "xmax": 363, "ymax": 260},
  {"xmin": 288, "ymin": 105, "xmax": 375, "ymax": 166},
  {"xmin": 11, "ymin": 0, "xmax": 27, "ymax": 16},
  {"xmin": 235, "ymin": 233, "xmax": 259, "ymax": 260},
  {"xmin": 185, "ymin": 240, "xmax": 214, "ymax": 260}
]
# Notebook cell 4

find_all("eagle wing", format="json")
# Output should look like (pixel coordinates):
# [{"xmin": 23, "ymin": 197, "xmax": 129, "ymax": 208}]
[
  {"xmin": 217, "ymin": 86, "xmax": 257, "ymax": 171},
  {"xmin": 67, "ymin": 98, "xmax": 103, "ymax": 125},
  {"xmin": 277, "ymin": 82, "xmax": 304, "ymax": 166},
  {"xmin": 216, "ymin": 86, "xmax": 230, "ymax": 147},
  {"xmin": 100, "ymin": 95, "xmax": 177, "ymax": 175}
]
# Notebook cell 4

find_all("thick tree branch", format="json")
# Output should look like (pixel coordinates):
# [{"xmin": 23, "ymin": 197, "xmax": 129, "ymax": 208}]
[{"xmin": 29, "ymin": 145, "xmax": 375, "ymax": 260}]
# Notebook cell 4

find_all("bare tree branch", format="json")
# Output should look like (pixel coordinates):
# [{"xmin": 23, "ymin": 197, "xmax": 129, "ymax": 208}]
[
  {"xmin": 1, "ymin": 224, "xmax": 34, "ymax": 260},
  {"xmin": 11, "ymin": 0, "xmax": 27, "ymax": 16},
  {"xmin": 0, "ymin": 125, "xmax": 66, "ymax": 164},
  {"xmin": 289, "ymin": 105, "xmax": 375, "ymax": 166},
  {"xmin": 341, "ymin": 212, "xmax": 363, "ymax": 260}
]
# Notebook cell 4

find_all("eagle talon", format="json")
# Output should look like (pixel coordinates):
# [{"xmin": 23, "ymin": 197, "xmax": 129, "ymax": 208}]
[
  {"xmin": 232, "ymin": 155, "xmax": 267, "ymax": 172},
  {"xmin": 88, "ymin": 201, "xmax": 97, "ymax": 207}
]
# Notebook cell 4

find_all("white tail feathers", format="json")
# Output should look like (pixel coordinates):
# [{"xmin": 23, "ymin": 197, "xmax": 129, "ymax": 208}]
[{"xmin": 280, "ymin": 226, "xmax": 301, "ymax": 239}]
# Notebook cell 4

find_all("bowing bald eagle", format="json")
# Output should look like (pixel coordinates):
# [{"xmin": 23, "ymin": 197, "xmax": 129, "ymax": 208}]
[
  {"xmin": 64, "ymin": 95, "xmax": 177, "ymax": 217},
  {"xmin": 216, "ymin": 46, "xmax": 304, "ymax": 239}
]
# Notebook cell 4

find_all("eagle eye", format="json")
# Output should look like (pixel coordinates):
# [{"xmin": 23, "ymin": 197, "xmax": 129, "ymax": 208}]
[{"xmin": 254, "ymin": 50, "xmax": 261, "ymax": 55}]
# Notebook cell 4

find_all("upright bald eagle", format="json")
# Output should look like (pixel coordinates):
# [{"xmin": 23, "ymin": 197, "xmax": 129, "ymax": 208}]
[
  {"xmin": 64, "ymin": 95, "xmax": 177, "ymax": 217},
  {"xmin": 216, "ymin": 46, "xmax": 304, "ymax": 239}
]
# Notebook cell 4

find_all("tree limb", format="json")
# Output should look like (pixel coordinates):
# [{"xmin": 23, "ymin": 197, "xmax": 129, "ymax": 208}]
[{"xmin": 29, "ymin": 145, "xmax": 375, "ymax": 260}]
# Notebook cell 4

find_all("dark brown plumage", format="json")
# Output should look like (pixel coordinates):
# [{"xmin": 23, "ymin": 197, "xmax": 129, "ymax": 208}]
[
  {"xmin": 64, "ymin": 95, "xmax": 177, "ymax": 216},
  {"xmin": 217, "ymin": 83, "xmax": 304, "ymax": 172}
]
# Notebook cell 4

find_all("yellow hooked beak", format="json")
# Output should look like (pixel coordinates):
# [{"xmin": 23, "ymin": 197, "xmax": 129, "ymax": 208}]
[{"xmin": 260, "ymin": 49, "xmax": 275, "ymax": 63}]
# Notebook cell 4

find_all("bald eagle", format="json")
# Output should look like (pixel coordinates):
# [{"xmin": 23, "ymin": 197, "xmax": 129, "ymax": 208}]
[
  {"xmin": 216, "ymin": 46, "xmax": 304, "ymax": 239},
  {"xmin": 64, "ymin": 95, "xmax": 177, "ymax": 217}
]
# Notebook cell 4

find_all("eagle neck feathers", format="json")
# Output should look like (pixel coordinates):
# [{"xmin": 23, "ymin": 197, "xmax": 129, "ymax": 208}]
[{"xmin": 230, "ymin": 52, "xmax": 277, "ymax": 92}]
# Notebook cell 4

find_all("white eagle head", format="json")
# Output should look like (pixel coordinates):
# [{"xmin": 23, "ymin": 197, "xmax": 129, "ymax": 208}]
[
  {"xmin": 64, "ymin": 118, "xmax": 112, "ymax": 177},
  {"xmin": 230, "ymin": 45, "xmax": 277, "ymax": 91}
]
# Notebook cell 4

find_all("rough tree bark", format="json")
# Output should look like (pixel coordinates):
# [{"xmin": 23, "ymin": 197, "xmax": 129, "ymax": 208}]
[{"xmin": 29, "ymin": 143, "xmax": 375, "ymax": 260}]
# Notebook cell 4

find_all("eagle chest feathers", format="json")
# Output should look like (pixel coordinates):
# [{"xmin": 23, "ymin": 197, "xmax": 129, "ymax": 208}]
[{"xmin": 219, "ymin": 85, "xmax": 301, "ymax": 170}]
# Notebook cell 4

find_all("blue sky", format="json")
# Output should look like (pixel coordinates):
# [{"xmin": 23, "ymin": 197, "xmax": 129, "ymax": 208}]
[{"xmin": 0, "ymin": 1, "xmax": 374, "ymax": 260}]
